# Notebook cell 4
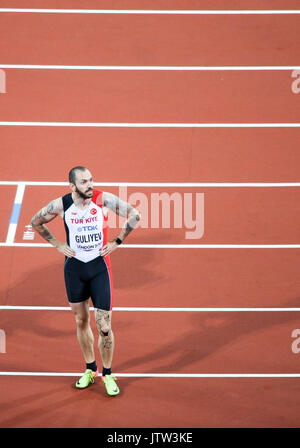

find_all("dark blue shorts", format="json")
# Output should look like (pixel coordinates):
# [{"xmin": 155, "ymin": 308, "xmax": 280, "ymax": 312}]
[{"xmin": 64, "ymin": 256, "xmax": 113, "ymax": 311}]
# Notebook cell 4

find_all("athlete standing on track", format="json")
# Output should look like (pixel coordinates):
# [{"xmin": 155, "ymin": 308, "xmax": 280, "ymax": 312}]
[{"xmin": 31, "ymin": 166, "xmax": 141, "ymax": 396}]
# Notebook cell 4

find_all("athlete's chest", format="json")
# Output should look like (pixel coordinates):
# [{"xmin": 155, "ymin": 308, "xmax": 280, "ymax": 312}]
[{"xmin": 64, "ymin": 202, "xmax": 104, "ymax": 232}]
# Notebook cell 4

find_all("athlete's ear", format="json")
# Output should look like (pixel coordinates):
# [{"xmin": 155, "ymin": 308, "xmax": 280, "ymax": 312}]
[{"xmin": 69, "ymin": 182, "xmax": 76, "ymax": 192}]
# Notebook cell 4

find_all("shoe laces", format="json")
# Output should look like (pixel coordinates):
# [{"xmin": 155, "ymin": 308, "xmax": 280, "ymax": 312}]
[
  {"xmin": 84, "ymin": 369, "xmax": 95, "ymax": 383},
  {"xmin": 103, "ymin": 374, "xmax": 117, "ymax": 383}
]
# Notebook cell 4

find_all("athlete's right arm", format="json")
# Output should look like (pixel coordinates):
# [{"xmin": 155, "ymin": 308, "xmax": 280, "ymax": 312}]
[{"xmin": 30, "ymin": 198, "xmax": 75, "ymax": 257}]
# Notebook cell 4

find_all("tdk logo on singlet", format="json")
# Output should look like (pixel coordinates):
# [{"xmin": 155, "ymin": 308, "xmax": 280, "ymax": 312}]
[{"xmin": 77, "ymin": 225, "xmax": 98, "ymax": 232}]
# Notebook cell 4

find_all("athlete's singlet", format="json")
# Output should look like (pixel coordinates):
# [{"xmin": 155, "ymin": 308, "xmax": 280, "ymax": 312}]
[{"xmin": 62, "ymin": 190, "xmax": 108, "ymax": 263}]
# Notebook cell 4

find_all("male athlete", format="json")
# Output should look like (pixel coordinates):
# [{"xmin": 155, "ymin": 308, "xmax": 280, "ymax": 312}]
[{"xmin": 31, "ymin": 166, "xmax": 141, "ymax": 396}]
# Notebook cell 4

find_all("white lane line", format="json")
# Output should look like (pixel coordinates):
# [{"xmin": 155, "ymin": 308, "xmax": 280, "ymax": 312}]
[
  {"xmin": 1, "ymin": 181, "xmax": 300, "ymax": 187},
  {"xmin": 0, "ymin": 122, "xmax": 300, "ymax": 128},
  {"xmin": 14, "ymin": 184, "xmax": 25, "ymax": 203},
  {"xmin": 0, "ymin": 9, "xmax": 300, "ymax": 14},
  {"xmin": 1, "ymin": 65, "xmax": 300, "ymax": 71},
  {"xmin": 5, "ymin": 224, "xmax": 17, "ymax": 245},
  {"xmin": 5, "ymin": 183, "xmax": 25, "ymax": 244},
  {"xmin": 1, "ymin": 243, "xmax": 300, "ymax": 248},
  {"xmin": 0, "ymin": 372, "xmax": 299, "ymax": 378},
  {"xmin": 0, "ymin": 306, "xmax": 299, "ymax": 312}
]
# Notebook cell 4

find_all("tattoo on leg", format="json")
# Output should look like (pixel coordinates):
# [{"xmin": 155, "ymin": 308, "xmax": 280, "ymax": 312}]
[
  {"xmin": 102, "ymin": 334, "xmax": 112, "ymax": 350},
  {"xmin": 95, "ymin": 309, "xmax": 110, "ymax": 331},
  {"xmin": 95, "ymin": 309, "xmax": 113, "ymax": 350},
  {"xmin": 95, "ymin": 309, "xmax": 110, "ymax": 327}
]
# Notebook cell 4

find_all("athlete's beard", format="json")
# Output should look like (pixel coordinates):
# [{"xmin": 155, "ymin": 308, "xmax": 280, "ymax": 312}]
[{"xmin": 75, "ymin": 186, "xmax": 93, "ymax": 200}]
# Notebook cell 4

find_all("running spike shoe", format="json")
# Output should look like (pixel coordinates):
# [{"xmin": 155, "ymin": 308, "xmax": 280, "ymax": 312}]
[
  {"xmin": 76, "ymin": 369, "xmax": 98, "ymax": 389},
  {"xmin": 102, "ymin": 374, "xmax": 120, "ymax": 396}
]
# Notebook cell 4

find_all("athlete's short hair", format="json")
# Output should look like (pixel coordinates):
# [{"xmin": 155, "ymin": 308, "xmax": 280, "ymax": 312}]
[{"xmin": 69, "ymin": 166, "xmax": 87, "ymax": 184}]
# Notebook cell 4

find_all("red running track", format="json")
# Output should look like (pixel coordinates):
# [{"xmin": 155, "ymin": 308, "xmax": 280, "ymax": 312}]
[{"xmin": 0, "ymin": 4, "xmax": 300, "ymax": 428}]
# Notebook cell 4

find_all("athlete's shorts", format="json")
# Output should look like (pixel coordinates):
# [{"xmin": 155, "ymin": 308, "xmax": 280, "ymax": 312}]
[{"xmin": 64, "ymin": 256, "xmax": 113, "ymax": 311}]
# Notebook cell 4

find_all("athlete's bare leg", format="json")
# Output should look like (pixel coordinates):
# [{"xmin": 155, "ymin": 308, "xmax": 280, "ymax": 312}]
[
  {"xmin": 94, "ymin": 309, "xmax": 114, "ymax": 369},
  {"xmin": 70, "ymin": 299, "xmax": 95, "ymax": 364}
]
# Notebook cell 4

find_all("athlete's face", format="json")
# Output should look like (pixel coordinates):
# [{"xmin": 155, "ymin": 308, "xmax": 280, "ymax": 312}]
[{"xmin": 73, "ymin": 170, "xmax": 94, "ymax": 199}]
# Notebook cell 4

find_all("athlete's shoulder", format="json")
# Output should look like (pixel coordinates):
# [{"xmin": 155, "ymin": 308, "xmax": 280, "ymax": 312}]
[
  {"xmin": 61, "ymin": 193, "xmax": 73, "ymax": 212},
  {"xmin": 43, "ymin": 197, "xmax": 64, "ymax": 218},
  {"xmin": 51, "ymin": 196, "xmax": 64, "ymax": 211},
  {"xmin": 92, "ymin": 189, "xmax": 103, "ymax": 207}
]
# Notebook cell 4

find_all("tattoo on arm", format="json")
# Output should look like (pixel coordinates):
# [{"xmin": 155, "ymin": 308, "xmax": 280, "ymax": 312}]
[
  {"xmin": 118, "ymin": 209, "xmax": 141, "ymax": 242},
  {"xmin": 31, "ymin": 200, "xmax": 57, "ymax": 242},
  {"xmin": 33, "ymin": 224, "xmax": 54, "ymax": 241},
  {"xmin": 122, "ymin": 221, "xmax": 135, "ymax": 238},
  {"xmin": 103, "ymin": 193, "xmax": 141, "ymax": 242},
  {"xmin": 103, "ymin": 194, "xmax": 132, "ymax": 217}
]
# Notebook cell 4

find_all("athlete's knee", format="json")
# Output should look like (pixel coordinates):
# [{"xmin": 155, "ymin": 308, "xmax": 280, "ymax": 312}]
[
  {"xmin": 100, "ymin": 327, "xmax": 111, "ymax": 337},
  {"xmin": 74, "ymin": 314, "xmax": 90, "ymax": 329},
  {"xmin": 99, "ymin": 319, "xmax": 111, "ymax": 336}
]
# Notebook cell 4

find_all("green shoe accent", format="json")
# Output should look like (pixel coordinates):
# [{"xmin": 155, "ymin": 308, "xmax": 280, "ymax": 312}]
[
  {"xmin": 76, "ymin": 369, "xmax": 98, "ymax": 389},
  {"xmin": 102, "ymin": 374, "xmax": 120, "ymax": 396}
]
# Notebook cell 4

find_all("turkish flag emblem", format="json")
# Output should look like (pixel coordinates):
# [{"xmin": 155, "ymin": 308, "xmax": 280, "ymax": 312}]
[{"xmin": 90, "ymin": 208, "xmax": 97, "ymax": 215}]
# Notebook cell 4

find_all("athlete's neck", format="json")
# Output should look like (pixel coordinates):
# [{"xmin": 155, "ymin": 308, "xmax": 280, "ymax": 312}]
[{"xmin": 72, "ymin": 192, "xmax": 91, "ymax": 209}]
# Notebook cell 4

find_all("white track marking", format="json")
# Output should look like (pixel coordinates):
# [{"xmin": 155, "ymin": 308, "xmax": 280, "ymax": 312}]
[
  {"xmin": 5, "ymin": 224, "xmax": 17, "ymax": 245},
  {"xmin": 1, "ymin": 181, "xmax": 300, "ymax": 248},
  {"xmin": 0, "ymin": 9, "xmax": 300, "ymax": 14},
  {"xmin": 0, "ymin": 242, "xmax": 49, "ymax": 247},
  {"xmin": 14, "ymin": 184, "xmax": 25, "ymax": 203},
  {"xmin": 1, "ymin": 64, "xmax": 300, "ymax": 71},
  {"xmin": 0, "ymin": 371, "xmax": 299, "ymax": 378},
  {"xmin": 5, "ymin": 183, "xmax": 25, "ymax": 244},
  {"xmin": 0, "ymin": 306, "xmax": 299, "ymax": 311},
  {"xmin": 0, "ymin": 243, "xmax": 300, "ymax": 248},
  {"xmin": 1, "ymin": 181, "xmax": 300, "ymax": 187},
  {"xmin": 0, "ymin": 122, "xmax": 300, "ymax": 128}
]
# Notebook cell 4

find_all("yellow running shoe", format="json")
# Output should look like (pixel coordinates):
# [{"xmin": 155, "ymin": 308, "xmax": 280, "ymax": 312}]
[
  {"xmin": 76, "ymin": 369, "xmax": 98, "ymax": 389},
  {"xmin": 102, "ymin": 374, "xmax": 120, "ymax": 396}
]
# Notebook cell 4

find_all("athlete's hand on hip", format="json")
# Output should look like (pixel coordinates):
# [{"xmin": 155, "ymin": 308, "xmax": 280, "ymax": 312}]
[
  {"xmin": 100, "ymin": 240, "xmax": 119, "ymax": 257},
  {"xmin": 56, "ymin": 241, "xmax": 76, "ymax": 257}
]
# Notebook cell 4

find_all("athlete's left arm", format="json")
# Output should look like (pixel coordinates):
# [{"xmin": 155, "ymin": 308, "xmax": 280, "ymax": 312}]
[{"xmin": 100, "ymin": 192, "xmax": 141, "ymax": 257}]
